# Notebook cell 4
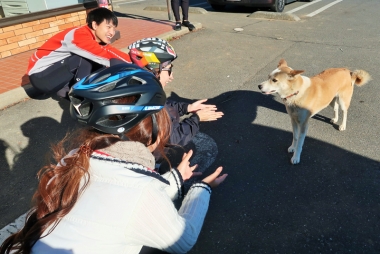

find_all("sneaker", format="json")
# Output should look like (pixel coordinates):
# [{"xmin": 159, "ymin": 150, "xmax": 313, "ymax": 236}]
[
  {"xmin": 56, "ymin": 84, "xmax": 70, "ymax": 100},
  {"xmin": 174, "ymin": 22, "xmax": 181, "ymax": 31},
  {"xmin": 182, "ymin": 20, "xmax": 195, "ymax": 31}
]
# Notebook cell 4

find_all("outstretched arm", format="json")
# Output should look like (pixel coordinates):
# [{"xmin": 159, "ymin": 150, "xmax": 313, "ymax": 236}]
[{"xmin": 188, "ymin": 99, "xmax": 224, "ymax": 121}]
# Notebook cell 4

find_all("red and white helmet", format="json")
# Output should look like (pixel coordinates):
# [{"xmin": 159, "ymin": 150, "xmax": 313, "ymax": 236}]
[{"xmin": 128, "ymin": 38, "xmax": 177, "ymax": 72}]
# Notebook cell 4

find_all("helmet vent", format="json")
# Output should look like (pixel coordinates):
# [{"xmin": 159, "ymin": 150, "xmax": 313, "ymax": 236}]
[
  {"xmin": 110, "ymin": 95, "xmax": 140, "ymax": 104},
  {"xmin": 92, "ymin": 73, "xmax": 112, "ymax": 84},
  {"xmin": 96, "ymin": 114, "xmax": 137, "ymax": 127},
  {"xmin": 98, "ymin": 82, "xmax": 117, "ymax": 92},
  {"xmin": 69, "ymin": 95, "xmax": 83, "ymax": 106},
  {"xmin": 129, "ymin": 76, "xmax": 147, "ymax": 86},
  {"xmin": 79, "ymin": 102, "xmax": 92, "ymax": 116}
]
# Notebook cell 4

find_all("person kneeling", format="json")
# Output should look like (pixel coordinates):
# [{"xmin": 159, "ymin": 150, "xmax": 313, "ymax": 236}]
[{"xmin": 0, "ymin": 64, "xmax": 227, "ymax": 254}]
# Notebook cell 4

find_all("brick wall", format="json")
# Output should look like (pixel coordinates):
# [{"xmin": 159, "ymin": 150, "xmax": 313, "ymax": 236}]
[{"xmin": 0, "ymin": 11, "xmax": 87, "ymax": 59}]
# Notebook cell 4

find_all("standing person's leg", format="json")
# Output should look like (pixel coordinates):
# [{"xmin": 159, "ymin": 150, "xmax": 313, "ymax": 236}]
[
  {"xmin": 181, "ymin": 0, "xmax": 189, "ymax": 21},
  {"xmin": 171, "ymin": 0, "xmax": 182, "ymax": 31},
  {"xmin": 181, "ymin": 0, "xmax": 195, "ymax": 32}
]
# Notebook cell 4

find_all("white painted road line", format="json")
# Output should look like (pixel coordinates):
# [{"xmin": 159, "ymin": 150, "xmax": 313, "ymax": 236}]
[
  {"xmin": 286, "ymin": 0, "xmax": 323, "ymax": 14},
  {"xmin": 306, "ymin": 0, "xmax": 343, "ymax": 17}
]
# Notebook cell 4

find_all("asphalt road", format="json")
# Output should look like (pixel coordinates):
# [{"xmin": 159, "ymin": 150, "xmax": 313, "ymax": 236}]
[{"xmin": 1, "ymin": 0, "xmax": 380, "ymax": 252}]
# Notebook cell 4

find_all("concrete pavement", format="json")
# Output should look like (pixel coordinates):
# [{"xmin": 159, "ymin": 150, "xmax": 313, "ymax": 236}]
[{"xmin": 2, "ymin": 1, "xmax": 380, "ymax": 252}]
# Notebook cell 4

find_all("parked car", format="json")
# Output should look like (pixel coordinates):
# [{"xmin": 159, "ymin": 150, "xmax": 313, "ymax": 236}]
[{"xmin": 207, "ymin": 0, "xmax": 313, "ymax": 13}]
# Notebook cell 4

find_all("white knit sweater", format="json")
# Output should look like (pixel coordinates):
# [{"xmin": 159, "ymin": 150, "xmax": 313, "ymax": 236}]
[{"xmin": 31, "ymin": 141, "xmax": 211, "ymax": 254}]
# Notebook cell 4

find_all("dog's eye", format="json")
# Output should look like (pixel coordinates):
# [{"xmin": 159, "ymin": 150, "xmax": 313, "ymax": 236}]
[{"xmin": 272, "ymin": 78, "xmax": 278, "ymax": 82}]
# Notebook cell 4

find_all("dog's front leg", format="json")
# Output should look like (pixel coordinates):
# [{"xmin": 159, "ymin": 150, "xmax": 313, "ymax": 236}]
[
  {"xmin": 288, "ymin": 117, "xmax": 298, "ymax": 153},
  {"xmin": 286, "ymin": 106, "xmax": 299, "ymax": 154},
  {"xmin": 291, "ymin": 120, "xmax": 309, "ymax": 164},
  {"xmin": 288, "ymin": 109, "xmax": 311, "ymax": 164}
]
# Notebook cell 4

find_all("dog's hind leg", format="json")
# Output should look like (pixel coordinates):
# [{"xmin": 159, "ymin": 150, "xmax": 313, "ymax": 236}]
[
  {"xmin": 329, "ymin": 97, "xmax": 339, "ymax": 124},
  {"xmin": 338, "ymin": 98, "xmax": 348, "ymax": 131},
  {"xmin": 337, "ymin": 86, "xmax": 353, "ymax": 131}
]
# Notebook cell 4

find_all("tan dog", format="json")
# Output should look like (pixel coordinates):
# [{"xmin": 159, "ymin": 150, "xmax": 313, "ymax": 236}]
[{"xmin": 258, "ymin": 59, "xmax": 371, "ymax": 164}]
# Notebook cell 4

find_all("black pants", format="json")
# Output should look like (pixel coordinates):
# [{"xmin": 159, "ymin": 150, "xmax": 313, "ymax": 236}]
[
  {"xmin": 171, "ymin": 0, "xmax": 189, "ymax": 21},
  {"xmin": 29, "ymin": 55, "xmax": 100, "ymax": 95},
  {"xmin": 29, "ymin": 56, "xmax": 124, "ymax": 97}
]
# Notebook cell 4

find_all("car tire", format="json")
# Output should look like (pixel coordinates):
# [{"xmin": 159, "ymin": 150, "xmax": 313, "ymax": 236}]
[
  {"xmin": 270, "ymin": 0, "xmax": 285, "ymax": 12},
  {"xmin": 210, "ymin": 4, "xmax": 226, "ymax": 10}
]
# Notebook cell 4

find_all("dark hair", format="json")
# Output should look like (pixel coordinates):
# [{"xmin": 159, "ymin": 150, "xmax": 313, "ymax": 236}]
[
  {"xmin": 0, "ymin": 108, "xmax": 171, "ymax": 254},
  {"xmin": 86, "ymin": 7, "xmax": 118, "ymax": 29}
]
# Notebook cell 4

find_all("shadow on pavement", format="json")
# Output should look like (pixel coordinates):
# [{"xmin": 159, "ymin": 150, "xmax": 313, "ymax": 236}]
[
  {"xmin": 0, "ymin": 96, "xmax": 78, "ymax": 228},
  {"xmin": 1, "ymin": 89, "xmax": 379, "ymax": 253},
  {"xmin": 186, "ymin": 90, "xmax": 380, "ymax": 253}
]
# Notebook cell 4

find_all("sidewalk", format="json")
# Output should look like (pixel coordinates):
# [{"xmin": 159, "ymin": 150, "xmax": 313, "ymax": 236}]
[{"xmin": 0, "ymin": 14, "xmax": 202, "ymax": 110}]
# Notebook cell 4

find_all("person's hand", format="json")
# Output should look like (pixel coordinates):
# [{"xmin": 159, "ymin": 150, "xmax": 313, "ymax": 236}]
[
  {"xmin": 188, "ymin": 99, "xmax": 217, "ymax": 113},
  {"xmin": 202, "ymin": 166, "xmax": 228, "ymax": 188},
  {"xmin": 177, "ymin": 150, "xmax": 202, "ymax": 181},
  {"xmin": 196, "ymin": 108, "xmax": 224, "ymax": 122}
]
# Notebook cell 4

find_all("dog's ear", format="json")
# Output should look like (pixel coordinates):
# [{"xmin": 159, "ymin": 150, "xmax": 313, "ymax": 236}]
[
  {"xmin": 278, "ymin": 59, "xmax": 288, "ymax": 68},
  {"xmin": 289, "ymin": 70, "xmax": 304, "ymax": 77}
]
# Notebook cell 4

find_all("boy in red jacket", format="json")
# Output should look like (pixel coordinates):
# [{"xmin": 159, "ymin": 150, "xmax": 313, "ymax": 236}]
[{"xmin": 27, "ymin": 8, "xmax": 131, "ymax": 98}]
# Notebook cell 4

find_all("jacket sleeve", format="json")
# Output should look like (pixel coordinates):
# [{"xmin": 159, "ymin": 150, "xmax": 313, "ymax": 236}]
[
  {"xmin": 161, "ymin": 168, "xmax": 184, "ymax": 201},
  {"xmin": 165, "ymin": 101, "xmax": 200, "ymax": 146},
  {"xmin": 170, "ymin": 114, "xmax": 200, "ymax": 146},
  {"xmin": 125, "ymin": 182, "xmax": 212, "ymax": 253},
  {"xmin": 166, "ymin": 100, "xmax": 189, "ymax": 116},
  {"xmin": 66, "ymin": 27, "xmax": 132, "ymax": 66}
]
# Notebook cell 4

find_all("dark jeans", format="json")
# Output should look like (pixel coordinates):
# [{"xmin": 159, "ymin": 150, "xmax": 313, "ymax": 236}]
[{"xmin": 171, "ymin": 0, "xmax": 190, "ymax": 21}]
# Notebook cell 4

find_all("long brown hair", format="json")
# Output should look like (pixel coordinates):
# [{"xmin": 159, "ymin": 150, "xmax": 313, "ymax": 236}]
[{"xmin": 0, "ymin": 108, "xmax": 171, "ymax": 254}]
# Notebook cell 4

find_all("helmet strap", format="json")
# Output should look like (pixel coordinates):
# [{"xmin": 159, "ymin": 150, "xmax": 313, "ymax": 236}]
[
  {"xmin": 151, "ymin": 114, "xmax": 158, "ymax": 145},
  {"xmin": 119, "ymin": 133, "xmax": 129, "ymax": 141},
  {"xmin": 145, "ymin": 66, "xmax": 160, "ymax": 78}
]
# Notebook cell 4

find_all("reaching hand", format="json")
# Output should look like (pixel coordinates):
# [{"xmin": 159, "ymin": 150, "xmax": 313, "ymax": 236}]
[
  {"xmin": 188, "ymin": 99, "xmax": 216, "ymax": 113},
  {"xmin": 177, "ymin": 150, "xmax": 202, "ymax": 181},
  {"xmin": 187, "ymin": 99, "xmax": 224, "ymax": 121},
  {"xmin": 196, "ymin": 108, "xmax": 224, "ymax": 121},
  {"xmin": 202, "ymin": 167, "xmax": 228, "ymax": 189}
]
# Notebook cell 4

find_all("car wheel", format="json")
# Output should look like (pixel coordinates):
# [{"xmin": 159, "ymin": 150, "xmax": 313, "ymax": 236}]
[
  {"xmin": 270, "ymin": 0, "xmax": 285, "ymax": 12},
  {"xmin": 210, "ymin": 4, "xmax": 226, "ymax": 10}
]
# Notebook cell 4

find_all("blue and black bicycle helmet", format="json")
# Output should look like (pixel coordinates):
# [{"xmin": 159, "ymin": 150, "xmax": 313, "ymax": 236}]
[{"xmin": 68, "ymin": 63, "xmax": 166, "ymax": 135}]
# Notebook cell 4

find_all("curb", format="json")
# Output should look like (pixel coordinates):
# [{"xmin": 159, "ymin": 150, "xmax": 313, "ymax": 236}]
[
  {"xmin": 248, "ymin": 11, "xmax": 300, "ymax": 21},
  {"xmin": 143, "ymin": 6, "xmax": 208, "ymax": 14},
  {"xmin": 0, "ymin": 23, "xmax": 202, "ymax": 111},
  {"xmin": 0, "ymin": 84, "xmax": 37, "ymax": 110}
]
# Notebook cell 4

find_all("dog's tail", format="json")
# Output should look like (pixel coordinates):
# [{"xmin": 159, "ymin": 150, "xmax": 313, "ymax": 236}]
[{"xmin": 351, "ymin": 70, "xmax": 371, "ymax": 87}]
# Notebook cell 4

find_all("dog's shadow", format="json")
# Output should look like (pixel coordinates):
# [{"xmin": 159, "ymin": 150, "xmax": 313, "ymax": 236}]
[{"xmin": 165, "ymin": 90, "xmax": 380, "ymax": 254}]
